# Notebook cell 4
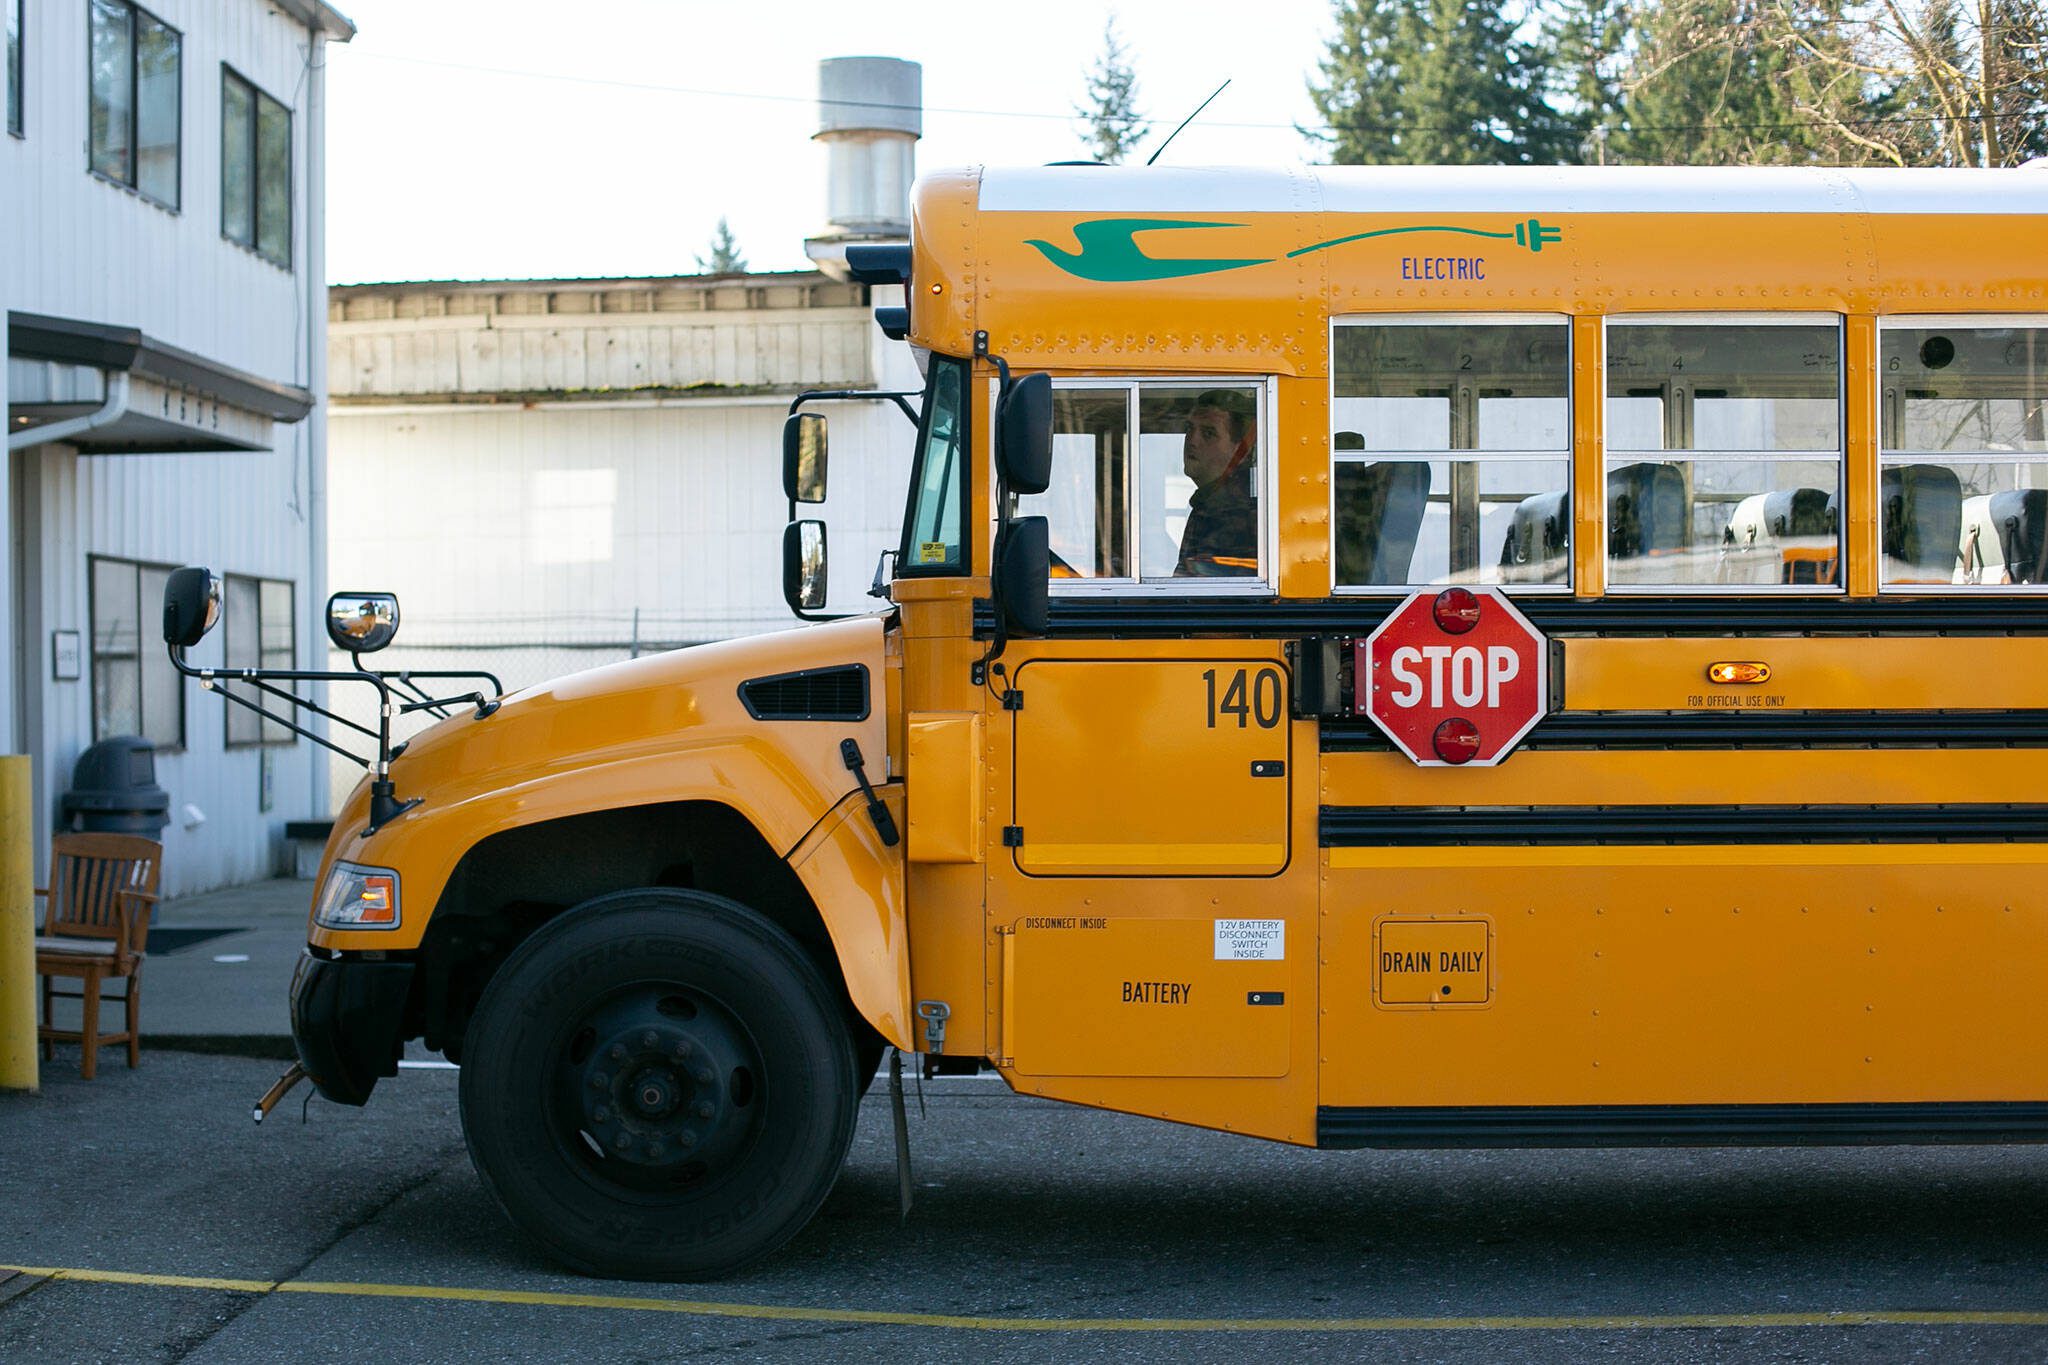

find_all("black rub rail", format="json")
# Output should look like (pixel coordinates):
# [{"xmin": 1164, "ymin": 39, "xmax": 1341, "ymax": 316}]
[
  {"xmin": 1321, "ymin": 710, "xmax": 2048, "ymax": 751},
  {"xmin": 974, "ymin": 596, "xmax": 2048, "ymax": 638},
  {"xmin": 1319, "ymin": 803, "xmax": 2048, "ymax": 845},
  {"xmin": 1317, "ymin": 1103, "xmax": 2048, "ymax": 1149}
]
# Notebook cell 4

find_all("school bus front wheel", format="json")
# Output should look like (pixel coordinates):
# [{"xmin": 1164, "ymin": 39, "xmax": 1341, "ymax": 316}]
[{"xmin": 457, "ymin": 888, "xmax": 860, "ymax": 1281}]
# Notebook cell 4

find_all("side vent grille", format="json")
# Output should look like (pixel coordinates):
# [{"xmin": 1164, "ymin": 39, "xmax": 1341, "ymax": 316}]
[{"xmin": 737, "ymin": 664, "xmax": 871, "ymax": 722}]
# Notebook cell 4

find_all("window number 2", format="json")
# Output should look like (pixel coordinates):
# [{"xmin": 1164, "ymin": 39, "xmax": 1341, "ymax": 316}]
[{"xmin": 1203, "ymin": 667, "xmax": 1283, "ymax": 729}]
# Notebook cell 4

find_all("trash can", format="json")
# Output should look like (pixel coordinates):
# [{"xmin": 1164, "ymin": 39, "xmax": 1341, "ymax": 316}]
[{"xmin": 61, "ymin": 736, "xmax": 170, "ymax": 836}]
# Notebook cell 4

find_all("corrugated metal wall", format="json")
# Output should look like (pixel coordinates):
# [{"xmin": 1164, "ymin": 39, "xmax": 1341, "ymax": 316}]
[
  {"xmin": 4, "ymin": 0, "xmax": 331, "ymax": 895},
  {"xmin": 327, "ymin": 396, "xmax": 914, "ymax": 646},
  {"xmin": 1, "ymin": 0, "xmax": 313, "ymax": 376},
  {"xmin": 15, "ymin": 441, "xmax": 317, "ymax": 895}
]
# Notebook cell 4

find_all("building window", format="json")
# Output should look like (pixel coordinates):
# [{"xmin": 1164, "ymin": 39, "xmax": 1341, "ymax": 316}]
[
  {"xmin": 1021, "ymin": 379, "xmax": 1269, "ymax": 586},
  {"xmin": 224, "ymin": 575, "xmax": 296, "ymax": 746},
  {"xmin": 88, "ymin": 0, "xmax": 179, "ymax": 209},
  {"xmin": 90, "ymin": 555, "xmax": 184, "ymax": 750},
  {"xmin": 1332, "ymin": 317, "xmax": 1572, "ymax": 591},
  {"xmin": 1604, "ymin": 317, "xmax": 1843, "ymax": 590},
  {"xmin": 221, "ymin": 66, "xmax": 289, "ymax": 265},
  {"xmin": 8, "ymin": 0, "xmax": 23, "ymax": 137},
  {"xmin": 1881, "ymin": 319, "xmax": 2048, "ymax": 588}
]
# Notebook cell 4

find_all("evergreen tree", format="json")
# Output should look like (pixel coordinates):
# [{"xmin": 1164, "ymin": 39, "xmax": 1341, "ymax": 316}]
[
  {"xmin": 1544, "ymin": 0, "xmax": 1627, "ymax": 162},
  {"xmin": 1308, "ymin": 0, "xmax": 1571, "ymax": 165},
  {"xmin": 696, "ymin": 217, "xmax": 747, "ymax": 275},
  {"xmin": 1075, "ymin": 17, "xmax": 1150, "ymax": 163}
]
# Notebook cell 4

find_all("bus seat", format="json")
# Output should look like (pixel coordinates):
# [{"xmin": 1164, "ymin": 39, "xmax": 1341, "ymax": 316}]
[
  {"xmin": 1881, "ymin": 463, "xmax": 1963, "ymax": 581},
  {"xmin": 1501, "ymin": 490, "xmax": 1570, "ymax": 584},
  {"xmin": 1722, "ymin": 488, "xmax": 1838, "ymax": 584},
  {"xmin": 1607, "ymin": 462, "xmax": 1686, "ymax": 559},
  {"xmin": 1335, "ymin": 461, "xmax": 1429, "ymax": 584},
  {"xmin": 1989, "ymin": 489, "xmax": 2048, "ymax": 584}
]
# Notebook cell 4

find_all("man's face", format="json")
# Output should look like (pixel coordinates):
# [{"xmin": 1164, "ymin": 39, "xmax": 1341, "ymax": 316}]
[{"xmin": 1183, "ymin": 405, "xmax": 1239, "ymax": 486}]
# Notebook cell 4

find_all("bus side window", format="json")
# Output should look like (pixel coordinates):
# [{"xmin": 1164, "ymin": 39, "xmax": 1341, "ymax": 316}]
[
  {"xmin": 1880, "ymin": 323, "xmax": 2048, "ymax": 590},
  {"xmin": 1331, "ymin": 316, "xmax": 1571, "ymax": 591},
  {"xmin": 1605, "ymin": 318, "xmax": 1843, "ymax": 590}
]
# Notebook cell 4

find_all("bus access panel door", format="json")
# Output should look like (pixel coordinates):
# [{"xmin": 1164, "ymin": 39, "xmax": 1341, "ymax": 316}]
[{"xmin": 985, "ymin": 643, "xmax": 1325, "ymax": 1145}]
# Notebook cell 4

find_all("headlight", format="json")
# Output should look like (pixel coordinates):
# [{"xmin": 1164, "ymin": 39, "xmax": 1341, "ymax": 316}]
[{"xmin": 314, "ymin": 860, "xmax": 401, "ymax": 930}]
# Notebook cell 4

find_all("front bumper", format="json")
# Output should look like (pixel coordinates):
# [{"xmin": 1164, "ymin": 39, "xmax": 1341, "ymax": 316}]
[{"xmin": 289, "ymin": 951, "xmax": 414, "ymax": 1106}]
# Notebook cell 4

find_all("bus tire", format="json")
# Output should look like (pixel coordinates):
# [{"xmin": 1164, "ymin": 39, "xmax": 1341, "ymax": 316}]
[{"xmin": 458, "ymin": 887, "xmax": 858, "ymax": 1281}]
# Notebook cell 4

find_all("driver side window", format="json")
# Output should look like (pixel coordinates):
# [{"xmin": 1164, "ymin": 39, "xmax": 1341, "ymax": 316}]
[{"xmin": 1020, "ymin": 379, "xmax": 1268, "ymax": 587}]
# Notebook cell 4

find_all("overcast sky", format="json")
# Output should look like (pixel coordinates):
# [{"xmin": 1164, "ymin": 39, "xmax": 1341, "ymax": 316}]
[{"xmin": 324, "ymin": 0, "xmax": 1336, "ymax": 283}]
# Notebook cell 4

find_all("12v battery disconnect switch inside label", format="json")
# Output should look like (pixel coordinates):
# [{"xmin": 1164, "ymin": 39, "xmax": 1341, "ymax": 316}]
[{"xmin": 1215, "ymin": 919, "xmax": 1285, "ymax": 961}]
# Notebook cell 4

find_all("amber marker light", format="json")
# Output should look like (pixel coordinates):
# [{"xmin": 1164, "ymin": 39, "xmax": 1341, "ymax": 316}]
[
  {"xmin": 1433, "ymin": 587, "xmax": 1481, "ymax": 634},
  {"xmin": 358, "ymin": 876, "xmax": 397, "ymax": 923},
  {"xmin": 1707, "ymin": 661, "xmax": 1772, "ymax": 685}
]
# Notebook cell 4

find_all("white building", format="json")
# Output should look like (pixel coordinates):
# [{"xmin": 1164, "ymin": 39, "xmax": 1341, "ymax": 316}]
[
  {"xmin": 4, "ymin": 0, "xmax": 353, "ymax": 894},
  {"xmin": 321, "ymin": 59, "xmax": 923, "ymax": 791},
  {"xmin": 320, "ymin": 269, "xmax": 919, "ymax": 796}
]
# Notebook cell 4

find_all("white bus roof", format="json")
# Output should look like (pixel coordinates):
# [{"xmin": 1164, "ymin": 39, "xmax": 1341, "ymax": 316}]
[{"xmin": 976, "ymin": 165, "xmax": 2048, "ymax": 217}]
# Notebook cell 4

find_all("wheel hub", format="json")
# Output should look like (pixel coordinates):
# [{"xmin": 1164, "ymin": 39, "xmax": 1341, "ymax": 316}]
[{"xmin": 561, "ymin": 991, "xmax": 758, "ymax": 1188}]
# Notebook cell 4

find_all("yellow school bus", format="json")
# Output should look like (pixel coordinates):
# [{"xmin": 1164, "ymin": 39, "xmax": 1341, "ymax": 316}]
[{"xmin": 165, "ymin": 163, "xmax": 2048, "ymax": 1280}]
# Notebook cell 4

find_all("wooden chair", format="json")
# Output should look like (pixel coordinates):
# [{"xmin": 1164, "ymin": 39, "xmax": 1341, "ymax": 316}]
[{"xmin": 34, "ymin": 833, "xmax": 163, "ymax": 1079}]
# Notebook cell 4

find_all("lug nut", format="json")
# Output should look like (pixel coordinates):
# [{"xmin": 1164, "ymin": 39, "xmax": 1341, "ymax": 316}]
[
  {"xmin": 593, "ymin": 1106, "xmax": 610, "ymax": 1122},
  {"xmin": 616, "ymin": 1133, "xmax": 633, "ymax": 1149},
  {"xmin": 679, "ymin": 1130, "xmax": 697, "ymax": 1147},
  {"xmin": 696, "ymin": 1102, "xmax": 714, "ymax": 1120},
  {"xmin": 641, "ymin": 1031, "xmax": 657, "ymax": 1048},
  {"xmin": 648, "ymin": 1142, "xmax": 665, "ymax": 1160},
  {"xmin": 610, "ymin": 1044, "xmax": 626, "ymax": 1061},
  {"xmin": 589, "ymin": 1071, "xmax": 607, "ymax": 1088},
  {"xmin": 694, "ymin": 1067, "xmax": 714, "ymax": 1084}
]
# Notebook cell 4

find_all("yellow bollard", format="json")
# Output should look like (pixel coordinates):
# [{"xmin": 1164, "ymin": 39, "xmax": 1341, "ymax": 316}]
[{"xmin": 0, "ymin": 756, "xmax": 36, "ymax": 1092}]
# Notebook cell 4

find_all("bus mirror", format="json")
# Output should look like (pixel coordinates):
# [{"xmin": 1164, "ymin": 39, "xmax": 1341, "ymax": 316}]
[
  {"xmin": 996, "ymin": 372, "xmax": 1052, "ymax": 496},
  {"xmin": 162, "ymin": 567, "xmax": 222, "ymax": 648},
  {"xmin": 327, "ymin": 592, "xmax": 401, "ymax": 654},
  {"xmin": 783, "ymin": 413, "xmax": 828, "ymax": 504},
  {"xmin": 995, "ymin": 516, "xmax": 1050, "ymax": 637},
  {"xmin": 784, "ymin": 519, "xmax": 828, "ymax": 612}
]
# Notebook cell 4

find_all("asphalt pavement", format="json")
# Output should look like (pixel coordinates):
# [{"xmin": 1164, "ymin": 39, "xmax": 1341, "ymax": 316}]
[{"xmin": 7, "ymin": 881, "xmax": 2048, "ymax": 1361}]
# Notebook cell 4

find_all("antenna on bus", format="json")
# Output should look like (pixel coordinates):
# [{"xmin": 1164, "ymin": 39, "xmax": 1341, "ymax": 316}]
[{"xmin": 1146, "ymin": 79, "xmax": 1230, "ymax": 167}]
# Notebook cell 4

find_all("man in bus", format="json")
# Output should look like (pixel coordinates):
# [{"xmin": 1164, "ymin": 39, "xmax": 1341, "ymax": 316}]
[{"xmin": 1176, "ymin": 388, "xmax": 1258, "ymax": 576}]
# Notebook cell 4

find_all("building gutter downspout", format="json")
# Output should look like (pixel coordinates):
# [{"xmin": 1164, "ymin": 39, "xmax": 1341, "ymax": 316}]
[
  {"xmin": 8, "ymin": 372, "xmax": 131, "ymax": 452},
  {"xmin": 304, "ymin": 12, "xmax": 333, "ymax": 817}
]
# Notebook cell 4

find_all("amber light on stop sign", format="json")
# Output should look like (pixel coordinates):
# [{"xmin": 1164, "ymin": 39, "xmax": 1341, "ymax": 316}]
[
  {"xmin": 1433, "ymin": 587, "xmax": 1481, "ymax": 634},
  {"xmin": 1432, "ymin": 716, "xmax": 1481, "ymax": 763}
]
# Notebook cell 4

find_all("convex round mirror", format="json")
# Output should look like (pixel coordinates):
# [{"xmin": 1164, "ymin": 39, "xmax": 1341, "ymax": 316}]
[
  {"xmin": 162, "ymin": 567, "xmax": 222, "ymax": 648},
  {"xmin": 783, "ymin": 413, "xmax": 828, "ymax": 505},
  {"xmin": 327, "ymin": 592, "xmax": 400, "ymax": 653}
]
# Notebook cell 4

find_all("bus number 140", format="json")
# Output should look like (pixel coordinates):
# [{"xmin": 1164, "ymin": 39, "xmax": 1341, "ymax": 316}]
[{"xmin": 1204, "ymin": 667, "xmax": 1284, "ymax": 729}]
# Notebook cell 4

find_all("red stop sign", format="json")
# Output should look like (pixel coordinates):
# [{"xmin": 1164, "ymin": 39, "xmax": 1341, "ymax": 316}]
[{"xmin": 1357, "ymin": 588, "xmax": 1549, "ymax": 766}]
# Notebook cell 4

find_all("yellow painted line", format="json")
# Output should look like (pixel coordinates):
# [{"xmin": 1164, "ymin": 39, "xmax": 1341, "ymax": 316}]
[
  {"xmin": 4, "ymin": 1265, "xmax": 277, "ymax": 1294},
  {"xmin": 5, "ymin": 1263, "xmax": 2047, "ymax": 1332}
]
